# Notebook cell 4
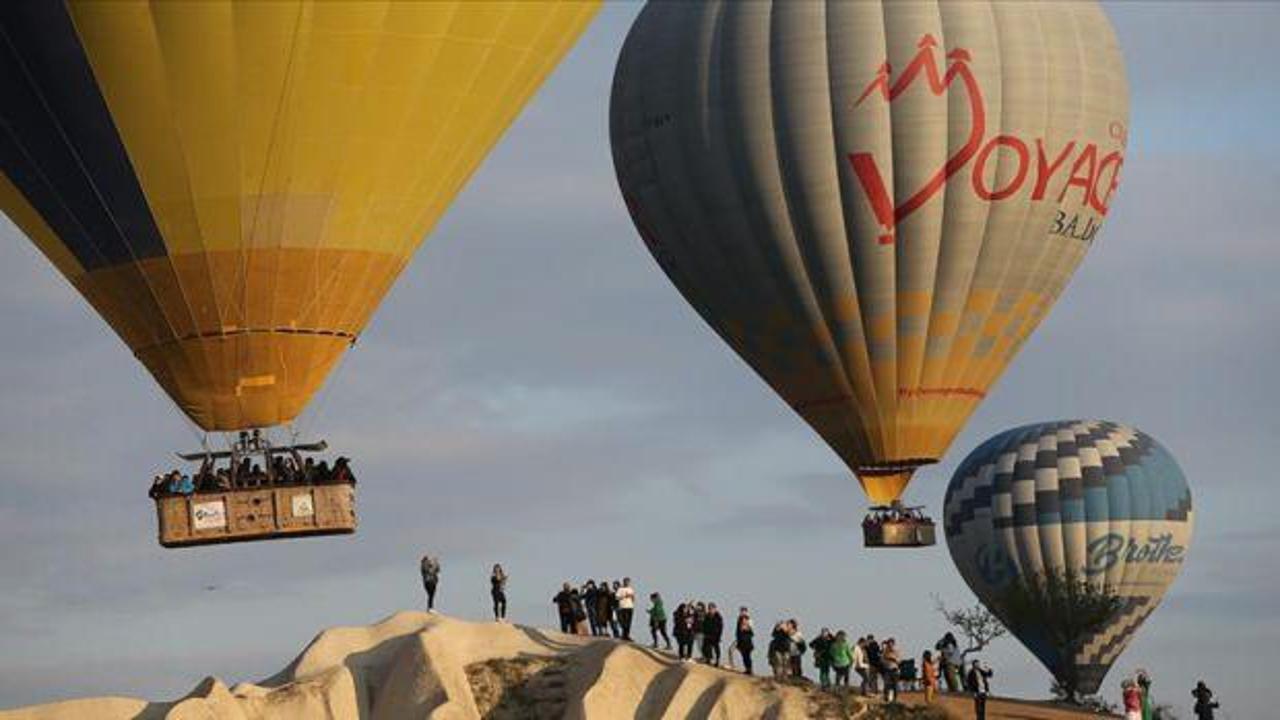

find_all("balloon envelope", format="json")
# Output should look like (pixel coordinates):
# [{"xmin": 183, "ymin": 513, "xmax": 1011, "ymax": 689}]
[
  {"xmin": 611, "ymin": 0, "xmax": 1128, "ymax": 503},
  {"xmin": 944, "ymin": 421, "xmax": 1193, "ymax": 694},
  {"xmin": 1, "ymin": 0, "xmax": 597, "ymax": 431}
]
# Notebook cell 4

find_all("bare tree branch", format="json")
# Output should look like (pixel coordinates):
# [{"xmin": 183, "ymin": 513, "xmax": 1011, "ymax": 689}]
[{"xmin": 932, "ymin": 594, "xmax": 1007, "ymax": 660}]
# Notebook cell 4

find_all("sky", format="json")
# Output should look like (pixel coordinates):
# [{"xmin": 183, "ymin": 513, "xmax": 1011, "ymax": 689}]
[{"xmin": 1, "ymin": 2, "xmax": 1277, "ymax": 718}]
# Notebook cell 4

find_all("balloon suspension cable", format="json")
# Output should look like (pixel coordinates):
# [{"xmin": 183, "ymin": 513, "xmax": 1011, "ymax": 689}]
[{"xmin": 291, "ymin": 342, "xmax": 354, "ymax": 442}]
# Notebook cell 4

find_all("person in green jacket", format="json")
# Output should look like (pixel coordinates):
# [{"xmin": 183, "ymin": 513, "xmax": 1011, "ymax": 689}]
[
  {"xmin": 830, "ymin": 631, "xmax": 854, "ymax": 687},
  {"xmin": 1137, "ymin": 669, "xmax": 1154, "ymax": 720},
  {"xmin": 648, "ymin": 592, "xmax": 671, "ymax": 650}
]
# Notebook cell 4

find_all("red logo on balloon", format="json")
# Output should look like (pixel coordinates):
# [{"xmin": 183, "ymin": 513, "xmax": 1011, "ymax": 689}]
[
  {"xmin": 849, "ymin": 35, "xmax": 985, "ymax": 245},
  {"xmin": 849, "ymin": 35, "xmax": 1125, "ymax": 246}
]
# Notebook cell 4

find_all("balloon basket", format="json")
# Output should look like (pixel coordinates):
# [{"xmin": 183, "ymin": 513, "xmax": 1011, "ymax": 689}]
[{"xmin": 862, "ymin": 503, "xmax": 936, "ymax": 548}]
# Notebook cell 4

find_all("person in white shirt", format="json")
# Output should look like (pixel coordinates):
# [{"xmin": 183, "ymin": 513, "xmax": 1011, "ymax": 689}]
[
  {"xmin": 615, "ymin": 577, "xmax": 636, "ymax": 640},
  {"xmin": 853, "ymin": 636, "xmax": 870, "ymax": 695}
]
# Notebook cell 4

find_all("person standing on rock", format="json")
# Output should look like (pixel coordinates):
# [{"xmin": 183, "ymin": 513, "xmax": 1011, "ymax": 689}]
[
  {"xmin": 608, "ymin": 581, "xmax": 622, "ymax": 637},
  {"xmin": 865, "ymin": 634, "xmax": 882, "ymax": 695},
  {"xmin": 830, "ymin": 631, "xmax": 853, "ymax": 687},
  {"xmin": 420, "ymin": 555, "xmax": 441, "ymax": 612},
  {"xmin": 812, "ymin": 628, "xmax": 835, "ymax": 688},
  {"xmin": 1123, "ymin": 678, "xmax": 1143, "ymax": 720},
  {"xmin": 553, "ymin": 582, "xmax": 575, "ymax": 633},
  {"xmin": 881, "ymin": 638, "xmax": 901, "ymax": 703},
  {"xmin": 921, "ymin": 650, "xmax": 939, "ymax": 705},
  {"xmin": 702, "ymin": 603, "xmax": 724, "ymax": 667},
  {"xmin": 769, "ymin": 622, "xmax": 791, "ymax": 678},
  {"xmin": 648, "ymin": 592, "xmax": 672, "ymax": 650},
  {"xmin": 592, "ymin": 579, "xmax": 613, "ymax": 637},
  {"xmin": 1137, "ymin": 669, "xmax": 1154, "ymax": 720},
  {"xmin": 853, "ymin": 636, "xmax": 870, "ymax": 694},
  {"xmin": 965, "ymin": 659, "xmax": 994, "ymax": 720},
  {"xmin": 616, "ymin": 578, "xmax": 636, "ymax": 641},
  {"xmin": 490, "ymin": 564, "xmax": 508, "ymax": 621},
  {"xmin": 787, "ymin": 620, "xmax": 807, "ymax": 679},
  {"xmin": 693, "ymin": 602, "xmax": 708, "ymax": 661},
  {"xmin": 735, "ymin": 607, "xmax": 755, "ymax": 676},
  {"xmin": 571, "ymin": 587, "xmax": 590, "ymax": 635},
  {"xmin": 936, "ymin": 632, "xmax": 960, "ymax": 692},
  {"xmin": 1192, "ymin": 680, "xmax": 1219, "ymax": 720},
  {"xmin": 674, "ymin": 602, "xmax": 696, "ymax": 661},
  {"xmin": 582, "ymin": 581, "xmax": 599, "ymax": 635}
]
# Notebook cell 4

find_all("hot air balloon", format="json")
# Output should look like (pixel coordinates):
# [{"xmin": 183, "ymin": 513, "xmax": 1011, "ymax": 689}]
[
  {"xmin": 943, "ymin": 421, "xmax": 1193, "ymax": 697},
  {"xmin": 1, "ymin": 0, "xmax": 598, "ymax": 546},
  {"xmin": 610, "ymin": 1, "xmax": 1129, "ymax": 546}
]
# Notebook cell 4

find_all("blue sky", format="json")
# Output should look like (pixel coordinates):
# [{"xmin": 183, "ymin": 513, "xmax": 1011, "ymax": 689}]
[{"xmin": 1, "ymin": 3, "xmax": 1277, "ymax": 718}]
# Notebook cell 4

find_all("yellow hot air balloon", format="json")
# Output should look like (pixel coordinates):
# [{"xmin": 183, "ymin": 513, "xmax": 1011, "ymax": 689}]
[
  {"xmin": 611, "ymin": 0, "xmax": 1128, "ymax": 545},
  {"xmin": 1, "ymin": 0, "xmax": 597, "ymax": 546},
  {"xmin": 2, "ymin": 0, "xmax": 596, "ymax": 429}
]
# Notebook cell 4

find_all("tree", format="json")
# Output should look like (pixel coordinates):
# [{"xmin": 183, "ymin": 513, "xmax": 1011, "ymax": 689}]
[
  {"xmin": 932, "ymin": 595, "xmax": 1007, "ymax": 660},
  {"xmin": 1000, "ymin": 571, "xmax": 1124, "ymax": 703}
]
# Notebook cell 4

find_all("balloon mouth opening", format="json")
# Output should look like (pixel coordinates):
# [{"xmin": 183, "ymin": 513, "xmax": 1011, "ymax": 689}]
[{"xmin": 855, "ymin": 458, "xmax": 937, "ymax": 477}]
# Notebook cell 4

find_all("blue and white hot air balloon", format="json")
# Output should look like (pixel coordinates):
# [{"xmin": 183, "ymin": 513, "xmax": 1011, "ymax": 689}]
[{"xmin": 943, "ymin": 421, "xmax": 1194, "ymax": 695}]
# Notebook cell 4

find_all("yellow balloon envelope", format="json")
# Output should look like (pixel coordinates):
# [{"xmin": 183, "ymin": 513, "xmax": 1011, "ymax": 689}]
[
  {"xmin": 611, "ymin": 1, "xmax": 1128, "ymax": 504},
  {"xmin": 1, "ymin": 0, "xmax": 597, "ymax": 431}
]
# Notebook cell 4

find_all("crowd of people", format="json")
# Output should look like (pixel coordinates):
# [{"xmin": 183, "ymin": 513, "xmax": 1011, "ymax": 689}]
[
  {"xmin": 861, "ymin": 505, "xmax": 934, "ymax": 533},
  {"xmin": 1120, "ymin": 671, "xmax": 1220, "ymax": 720},
  {"xmin": 414, "ymin": 558, "xmax": 1216, "ymax": 720},
  {"xmin": 148, "ymin": 432, "xmax": 355, "ymax": 498},
  {"xmin": 551, "ymin": 578, "xmax": 638, "ymax": 640}
]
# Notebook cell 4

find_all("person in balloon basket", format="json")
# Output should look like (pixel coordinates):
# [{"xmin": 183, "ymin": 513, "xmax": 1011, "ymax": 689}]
[
  {"xmin": 615, "ymin": 578, "xmax": 636, "ymax": 641},
  {"xmin": 489, "ymin": 564, "xmax": 508, "ymax": 622},
  {"xmin": 553, "ymin": 582, "xmax": 575, "ymax": 633},
  {"xmin": 735, "ymin": 607, "xmax": 755, "ymax": 675},
  {"xmin": 1192, "ymin": 680, "xmax": 1219, "ymax": 720},
  {"xmin": 965, "ymin": 659, "xmax": 994, "ymax": 720},
  {"xmin": 420, "ymin": 555, "xmax": 441, "ymax": 612}
]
